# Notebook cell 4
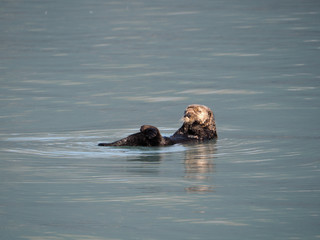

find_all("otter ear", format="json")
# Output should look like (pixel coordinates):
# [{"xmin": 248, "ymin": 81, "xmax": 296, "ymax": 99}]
[{"xmin": 207, "ymin": 111, "xmax": 214, "ymax": 123}]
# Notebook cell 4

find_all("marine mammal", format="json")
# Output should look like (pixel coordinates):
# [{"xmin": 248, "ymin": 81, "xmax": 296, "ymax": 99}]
[{"xmin": 98, "ymin": 104, "xmax": 217, "ymax": 147}]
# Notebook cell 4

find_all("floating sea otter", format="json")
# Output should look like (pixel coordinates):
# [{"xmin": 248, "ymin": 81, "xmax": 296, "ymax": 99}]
[{"xmin": 98, "ymin": 104, "xmax": 217, "ymax": 147}]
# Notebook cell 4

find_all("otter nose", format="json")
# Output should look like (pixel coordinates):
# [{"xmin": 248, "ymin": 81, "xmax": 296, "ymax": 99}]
[{"xmin": 185, "ymin": 113, "xmax": 191, "ymax": 118}]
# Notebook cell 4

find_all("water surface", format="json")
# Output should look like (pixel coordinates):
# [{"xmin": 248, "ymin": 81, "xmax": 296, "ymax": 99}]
[{"xmin": 1, "ymin": 0, "xmax": 320, "ymax": 239}]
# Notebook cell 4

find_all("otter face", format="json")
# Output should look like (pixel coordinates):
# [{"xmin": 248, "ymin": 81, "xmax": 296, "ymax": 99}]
[{"xmin": 183, "ymin": 104, "xmax": 214, "ymax": 125}]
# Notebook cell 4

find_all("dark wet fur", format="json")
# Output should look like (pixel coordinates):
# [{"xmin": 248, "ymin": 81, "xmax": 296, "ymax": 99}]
[{"xmin": 98, "ymin": 105, "xmax": 217, "ymax": 147}]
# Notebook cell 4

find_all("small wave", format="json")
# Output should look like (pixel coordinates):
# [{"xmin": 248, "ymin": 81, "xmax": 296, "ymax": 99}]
[{"xmin": 2, "ymin": 131, "xmax": 186, "ymax": 159}]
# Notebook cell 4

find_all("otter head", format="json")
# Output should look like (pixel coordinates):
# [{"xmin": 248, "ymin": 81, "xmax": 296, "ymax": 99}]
[{"xmin": 183, "ymin": 104, "xmax": 215, "ymax": 128}]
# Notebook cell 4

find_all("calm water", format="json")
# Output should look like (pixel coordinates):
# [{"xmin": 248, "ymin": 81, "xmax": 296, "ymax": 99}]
[{"xmin": 1, "ymin": 0, "xmax": 320, "ymax": 239}]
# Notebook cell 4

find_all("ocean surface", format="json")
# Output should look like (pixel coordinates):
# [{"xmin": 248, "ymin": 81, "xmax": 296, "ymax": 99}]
[{"xmin": 1, "ymin": 0, "xmax": 320, "ymax": 239}]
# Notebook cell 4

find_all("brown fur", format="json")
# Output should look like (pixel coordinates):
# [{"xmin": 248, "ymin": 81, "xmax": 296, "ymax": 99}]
[{"xmin": 98, "ymin": 104, "xmax": 217, "ymax": 147}]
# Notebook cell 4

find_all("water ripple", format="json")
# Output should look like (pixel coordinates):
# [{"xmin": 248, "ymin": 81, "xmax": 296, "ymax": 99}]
[{"xmin": 2, "ymin": 131, "xmax": 186, "ymax": 159}]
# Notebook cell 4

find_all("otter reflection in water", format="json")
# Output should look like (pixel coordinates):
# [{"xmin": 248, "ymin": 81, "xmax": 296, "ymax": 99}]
[{"xmin": 98, "ymin": 104, "xmax": 217, "ymax": 147}]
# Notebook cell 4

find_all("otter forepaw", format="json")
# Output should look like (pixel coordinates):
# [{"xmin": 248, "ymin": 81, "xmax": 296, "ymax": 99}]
[{"xmin": 140, "ymin": 125, "xmax": 159, "ymax": 139}]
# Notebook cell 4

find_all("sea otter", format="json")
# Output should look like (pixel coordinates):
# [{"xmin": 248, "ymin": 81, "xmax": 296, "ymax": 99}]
[{"xmin": 98, "ymin": 104, "xmax": 217, "ymax": 147}]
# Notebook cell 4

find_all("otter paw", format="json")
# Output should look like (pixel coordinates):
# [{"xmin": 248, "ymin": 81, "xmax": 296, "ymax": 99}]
[{"xmin": 140, "ymin": 125, "xmax": 159, "ymax": 139}]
